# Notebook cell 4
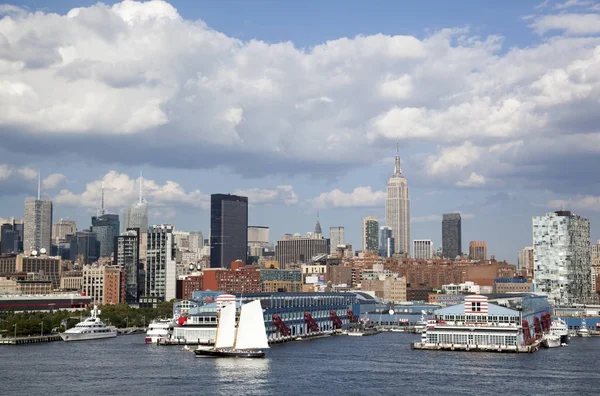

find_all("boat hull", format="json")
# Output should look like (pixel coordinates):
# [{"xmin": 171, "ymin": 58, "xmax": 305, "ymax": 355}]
[
  {"xmin": 194, "ymin": 348, "xmax": 265, "ymax": 358},
  {"xmin": 60, "ymin": 331, "xmax": 117, "ymax": 342},
  {"xmin": 542, "ymin": 336, "xmax": 561, "ymax": 348}
]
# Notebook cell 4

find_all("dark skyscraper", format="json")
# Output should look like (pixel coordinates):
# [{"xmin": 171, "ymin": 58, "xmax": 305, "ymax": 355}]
[
  {"xmin": 442, "ymin": 213, "xmax": 462, "ymax": 259},
  {"xmin": 115, "ymin": 229, "xmax": 140, "ymax": 305},
  {"xmin": 1, "ymin": 224, "xmax": 18, "ymax": 253},
  {"xmin": 68, "ymin": 230, "xmax": 100, "ymax": 264},
  {"xmin": 210, "ymin": 194, "xmax": 248, "ymax": 269},
  {"xmin": 92, "ymin": 214, "xmax": 120, "ymax": 258}
]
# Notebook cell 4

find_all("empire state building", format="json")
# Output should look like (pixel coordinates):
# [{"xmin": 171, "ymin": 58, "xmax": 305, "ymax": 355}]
[{"xmin": 385, "ymin": 144, "xmax": 410, "ymax": 255}]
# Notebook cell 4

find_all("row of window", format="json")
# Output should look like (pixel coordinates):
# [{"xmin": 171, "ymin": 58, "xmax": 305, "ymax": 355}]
[{"xmin": 428, "ymin": 333, "xmax": 518, "ymax": 346}]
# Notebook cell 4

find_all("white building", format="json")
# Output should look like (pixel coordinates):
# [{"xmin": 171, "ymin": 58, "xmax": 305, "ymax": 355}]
[
  {"xmin": 188, "ymin": 231, "xmax": 204, "ymax": 252},
  {"xmin": 533, "ymin": 211, "xmax": 591, "ymax": 305},
  {"xmin": 413, "ymin": 239, "xmax": 433, "ymax": 260},
  {"xmin": 145, "ymin": 224, "xmax": 177, "ymax": 302},
  {"xmin": 329, "ymin": 226, "xmax": 344, "ymax": 255},
  {"xmin": 23, "ymin": 196, "xmax": 53, "ymax": 254},
  {"xmin": 385, "ymin": 144, "xmax": 410, "ymax": 255},
  {"xmin": 441, "ymin": 281, "xmax": 491, "ymax": 295}
]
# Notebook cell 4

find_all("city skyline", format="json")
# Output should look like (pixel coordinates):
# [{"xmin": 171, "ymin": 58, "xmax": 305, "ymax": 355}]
[{"xmin": 1, "ymin": 0, "xmax": 600, "ymax": 262}]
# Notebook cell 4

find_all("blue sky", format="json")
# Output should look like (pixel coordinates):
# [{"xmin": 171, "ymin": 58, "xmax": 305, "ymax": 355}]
[{"xmin": 1, "ymin": 0, "xmax": 600, "ymax": 262}]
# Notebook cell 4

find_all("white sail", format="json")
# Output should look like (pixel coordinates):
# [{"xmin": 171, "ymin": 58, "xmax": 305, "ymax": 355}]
[
  {"xmin": 235, "ymin": 300, "xmax": 270, "ymax": 350},
  {"xmin": 214, "ymin": 303, "xmax": 236, "ymax": 349}
]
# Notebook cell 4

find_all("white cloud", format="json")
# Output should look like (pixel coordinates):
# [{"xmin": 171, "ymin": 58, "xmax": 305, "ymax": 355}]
[
  {"xmin": 0, "ymin": 1, "xmax": 598, "ymax": 191},
  {"xmin": 548, "ymin": 195, "xmax": 600, "ymax": 211},
  {"xmin": 234, "ymin": 185, "xmax": 298, "ymax": 206},
  {"xmin": 18, "ymin": 167, "xmax": 37, "ymax": 180},
  {"xmin": 42, "ymin": 173, "xmax": 67, "ymax": 189},
  {"xmin": 456, "ymin": 172, "xmax": 486, "ymax": 187},
  {"xmin": 553, "ymin": 0, "xmax": 595, "ymax": 10},
  {"xmin": 531, "ymin": 14, "xmax": 600, "ymax": 35},
  {"xmin": 0, "ymin": 164, "xmax": 12, "ymax": 180},
  {"xmin": 312, "ymin": 186, "xmax": 386, "ymax": 209},
  {"xmin": 53, "ymin": 170, "xmax": 210, "ymax": 211}
]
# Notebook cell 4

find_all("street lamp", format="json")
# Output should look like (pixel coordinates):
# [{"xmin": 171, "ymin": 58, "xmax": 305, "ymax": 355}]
[
  {"xmin": 40, "ymin": 321, "xmax": 43, "ymax": 337},
  {"xmin": 13, "ymin": 324, "xmax": 17, "ymax": 339}
]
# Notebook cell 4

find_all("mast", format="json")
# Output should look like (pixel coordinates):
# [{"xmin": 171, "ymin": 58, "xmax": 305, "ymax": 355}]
[
  {"xmin": 37, "ymin": 170, "xmax": 41, "ymax": 200},
  {"xmin": 139, "ymin": 171, "xmax": 143, "ymax": 203}
]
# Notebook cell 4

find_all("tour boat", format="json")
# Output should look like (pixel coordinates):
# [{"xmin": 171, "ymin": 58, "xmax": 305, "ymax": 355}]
[
  {"xmin": 542, "ymin": 333, "xmax": 561, "ymax": 348},
  {"xmin": 60, "ymin": 305, "xmax": 117, "ymax": 342},
  {"xmin": 194, "ymin": 300, "xmax": 269, "ymax": 358},
  {"xmin": 550, "ymin": 317, "xmax": 569, "ymax": 344},
  {"xmin": 145, "ymin": 319, "xmax": 175, "ymax": 344}
]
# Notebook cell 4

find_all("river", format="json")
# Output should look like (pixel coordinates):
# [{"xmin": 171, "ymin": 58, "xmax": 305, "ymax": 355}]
[{"xmin": 1, "ymin": 332, "xmax": 599, "ymax": 395}]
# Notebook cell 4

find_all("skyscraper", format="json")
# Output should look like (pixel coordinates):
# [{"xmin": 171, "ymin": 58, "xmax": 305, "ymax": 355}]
[
  {"xmin": 385, "ymin": 143, "xmax": 410, "ymax": 255},
  {"xmin": 145, "ymin": 224, "xmax": 177, "ymax": 303},
  {"xmin": 413, "ymin": 239, "xmax": 433, "ymax": 260},
  {"xmin": 188, "ymin": 231, "xmax": 204, "ymax": 252},
  {"xmin": 68, "ymin": 230, "xmax": 99, "ymax": 264},
  {"xmin": 210, "ymin": 194, "xmax": 248, "ymax": 268},
  {"xmin": 379, "ymin": 226, "xmax": 395, "ymax": 258},
  {"xmin": 329, "ymin": 226, "xmax": 345, "ymax": 255},
  {"xmin": 533, "ymin": 210, "xmax": 591, "ymax": 305},
  {"xmin": 115, "ymin": 229, "xmax": 140, "ymax": 305},
  {"xmin": 518, "ymin": 246, "xmax": 534, "ymax": 277},
  {"xmin": 0, "ymin": 223, "xmax": 18, "ymax": 254},
  {"xmin": 442, "ymin": 213, "xmax": 462, "ymax": 259},
  {"xmin": 92, "ymin": 214, "xmax": 120, "ymax": 258},
  {"xmin": 122, "ymin": 173, "xmax": 148, "ymax": 232},
  {"xmin": 469, "ymin": 241, "xmax": 487, "ymax": 261},
  {"xmin": 362, "ymin": 217, "xmax": 379, "ymax": 253},
  {"xmin": 52, "ymin": 219, "xmax": 76, "ymax": 244},
  {"xmin": 23, "ymin": 176, "xmax": 53, "ymax": 253}
]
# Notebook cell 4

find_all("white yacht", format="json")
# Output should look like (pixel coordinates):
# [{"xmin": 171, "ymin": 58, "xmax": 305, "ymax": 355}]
[
  {"xmin": 414, "ymin": 311, "xmax": 428, "ymax": 334},
  {"xmin": 60, "ymin": 306, "xmax": 117, "ymax": 342},
  {"xmin": 549, "ymin": 317, "xmax": 569, "ymax": 344},
  {"xmin": 579, "ymin": 319, "xmax": 591, "ymax": 337},
  {"xmin": 145, "ymin": 319, "xmax": 175, "ymax": 344},
  {"xmin": 542, "ymin": 333, "xmax": 561, "ymax": 348}
]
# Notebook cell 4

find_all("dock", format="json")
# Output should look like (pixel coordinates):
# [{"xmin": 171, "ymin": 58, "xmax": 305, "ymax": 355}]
[
  {"xmin": 412, "ymin": 339, "xmax": 542, "ymax": 353},
  {"xmin": 0, "ymin": 335, "xmax": 62, "ymax": 345}
]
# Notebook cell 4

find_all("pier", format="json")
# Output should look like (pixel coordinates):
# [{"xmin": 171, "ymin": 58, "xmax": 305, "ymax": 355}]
[{"xmin": 0, "ymin": 335, "xmax": 62, "ymax": 345}]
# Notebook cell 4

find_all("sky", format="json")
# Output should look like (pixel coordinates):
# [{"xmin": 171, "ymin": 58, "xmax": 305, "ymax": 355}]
[{"xmin": 1, "ymin": 0, "xmax": 600, "ymax": 263}]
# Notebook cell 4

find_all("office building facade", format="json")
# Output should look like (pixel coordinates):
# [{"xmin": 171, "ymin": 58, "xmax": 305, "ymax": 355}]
[
  {"xmin": 329, "ymin": 226, "xmax": 345, "ymax": 255},
  {"xmin": 275, "ymin": 237, "xmax": 327, "ymax": 268},
  {"xmin": 210, "ymin": 194, "xmax": 248, "ymax": 268},
  {"xmin": 442, "ymin": 213, "xmax": 462, "ymax": 259},
  {"xmin": 380, "ymin": 226, "xmax": 395, "ymax": 258},
  {"xmin": 413, "ymin": 239, "xmax": 433, "ymax": 260},
  {"xmin": 115, "ymin": 230, "xmax": 140, "ymax": 305},
  {"xmin": 23, "ymin": 197, "xmax": 53, "ymax": 253},
  {"xmin": 362, "ymin": 217, "xmax": 379, "ymax": 253},
  {"xmin": 145, "ymin": 224, "xmax": 177, "ymax": 303},
  {"xmin": 92, "ymin": 214, "xmax": 120, "ymax": 258},
  {"xmin": 469, "ymin": 241, "xmax": 488, "ymax": 261}
]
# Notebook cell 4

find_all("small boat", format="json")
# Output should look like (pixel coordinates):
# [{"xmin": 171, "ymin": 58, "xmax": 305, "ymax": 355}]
[
  {"xmin": 59, "ymin": 305, "xmax": 117, "ymax": 342},
  {"xmin": 390, "ymin": 327, "xmax": 404, "ymax": 333},
  {"xmin": 182, "ymin": 345, "xmax": 192, "ymax": 351},
  {"xmin": 347, "ymin": 324, "xmax": 380, "ymax": 337},
  {"xmin": 579, "ymin": 319, "xmax": 591, "ymax": 337},
  {"xmin": 414, "ymin": 311, "xmax": 428, "ymax": 333},
  {"xmin": 542, "ymin": 333, "xmax": 561, "ymax": 348},
  {"xmin": 550, "ymin": 318, "xmax": 569, "ymax": 344},
  {"xmin": 194, "ymin": 300, "xmax": 269, "ymax": 358}
]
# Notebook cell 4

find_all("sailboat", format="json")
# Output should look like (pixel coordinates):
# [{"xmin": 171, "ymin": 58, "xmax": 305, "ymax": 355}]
[{"xmin": 194, "ymin": 300, "xmax": 270, "ymax": 358}]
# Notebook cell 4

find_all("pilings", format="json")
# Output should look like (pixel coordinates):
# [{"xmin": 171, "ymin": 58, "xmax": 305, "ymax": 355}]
[{"xmin": 0, "ymin": 335, "xmax": 62, "ymax": 345}]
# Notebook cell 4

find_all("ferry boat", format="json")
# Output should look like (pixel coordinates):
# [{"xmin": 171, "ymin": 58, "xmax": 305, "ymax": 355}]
[
  {"xmin": 579, "ymin": 319, "xmax": 591, "ymax": 337},
  {"xmin": 59, "ymin": 305, "xmax": 117, "ymax": 342},
  {"xmin": 194, "ymin": 300, "xmax": 269, "ymax": 358},
  {"xmin": 347, "ymin": 324, "xmax": 381, "ymax": 337},
  {"xmin": 145, "ymin": 319, "xmax": 175, "ymax": 344},
  {"xmin": 413, "ymin": 312, "xmax": 428, "ymax": 333},
  {"xmin": 549, "ymin": 318, "xmax": 569, "ymax": 344}
]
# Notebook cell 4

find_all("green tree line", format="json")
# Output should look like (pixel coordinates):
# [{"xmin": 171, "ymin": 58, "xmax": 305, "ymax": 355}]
[{"xmin": 0, "ymin": 300, "xmax": 175, "ymax": 337}]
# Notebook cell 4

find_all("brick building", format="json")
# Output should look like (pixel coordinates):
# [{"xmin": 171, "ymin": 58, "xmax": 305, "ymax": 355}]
[{"xmin": 202, "ymin": 261, "xmax": 261, "ymax": 294}]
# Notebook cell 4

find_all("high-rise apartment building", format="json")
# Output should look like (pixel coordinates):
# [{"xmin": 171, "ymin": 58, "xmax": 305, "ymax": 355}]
[
  {"xmin": 92, "ymin": 214, "xmax": 120, "ymax": 258},
  {"xmin": 518, "ymin": 246, "xmax": 534, "ymax": 277},
  {"xmin": 442, "ymin": 213, "xmax": 462, "ymax": 259},
  {"xmin": 52, "ymin": 219, "xmax": 76, "ymax": 245},
  {"xmin": 210, "ymin": 194, "xmax": 248, "ymax": 269},
  {"xmin": 144, "ymin": 224, "xmax": 177, "ymax": 303},
  {"xmin": 469, "ymin": 241, "xmax": 487, "ymax": 261},
  {"xmin": 413, "ymin": 239, "xmax": 433, "ymax": 260},
  {"xmin": 362, "ymin": 217, "xmax": 379, "ymax": 253},
  {"xmin": 591, "ymin": 240, "xmax": 600, "ymax": 293},
  {"xmin": 23, "ymin": 196, "xmax": 53, "ymax": 254},
  {"xmin": 115, "ymin": 230, "xmax": 140, "ymax": 305},
  {"xmin": 533, "ymin": 210, "xmax": 591, "ymax": 305},
  {"xmin": 329, "ymin": 226, "xmax": 345, "ymax": 255},
  {"xmin": 385, "ymin": 144, "xmax": 410, "ymax": 255},
  {"xmin": 380, "ymin": 226, "xmax": 395, "ymax": 258}
]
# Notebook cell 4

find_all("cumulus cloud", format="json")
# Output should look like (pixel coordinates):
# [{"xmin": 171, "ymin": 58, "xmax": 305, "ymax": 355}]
[
  {"xmin": 0, "ymin": 1, "xmax": 599, "ymax": 193},
  {"xmin": 312, "ymin": 186, "xmax": 386, "ymax": 209},
  {"xmin": 18, "ymin": 167, "xmax": 37, "ymax": 180},
  {"xmin": 548, "ymin": 195, "xmax": 600, "ymax": 211},
  {"xmin": 42, "ymin": 173, "xmax": 67, "ymax": 189},
  {"xmin": 456, "ymin": 172, "xmax": 486, "ymax": 187},
  {"xmin": 53, "ymin": 170, "xmax": 210, "ymax": 211},
  {"xmin": 0, "ymin": 164, "xmax": 12, "ymax": 180},
  {"xmin": 234, "ymin": 185, "xmax": 298, "ymax": 206},
  {"xmin": 531, "ymin": 13, "xmax": 600, "ymax": 35}
]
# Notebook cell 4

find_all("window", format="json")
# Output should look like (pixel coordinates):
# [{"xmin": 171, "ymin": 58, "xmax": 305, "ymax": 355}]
[{"xmin": 471, "ymin": 302, "xmax": 481, "ymax": 312}]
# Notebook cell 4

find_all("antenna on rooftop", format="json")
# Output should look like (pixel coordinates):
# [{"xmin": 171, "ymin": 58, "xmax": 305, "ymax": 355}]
[
  {"xmin": 139, "ymin": 171, "xmax": 143, "ymax": 202},
  {"xmin": 37, "ymin": 170, "xmax": 41, "ymax": 200}
]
